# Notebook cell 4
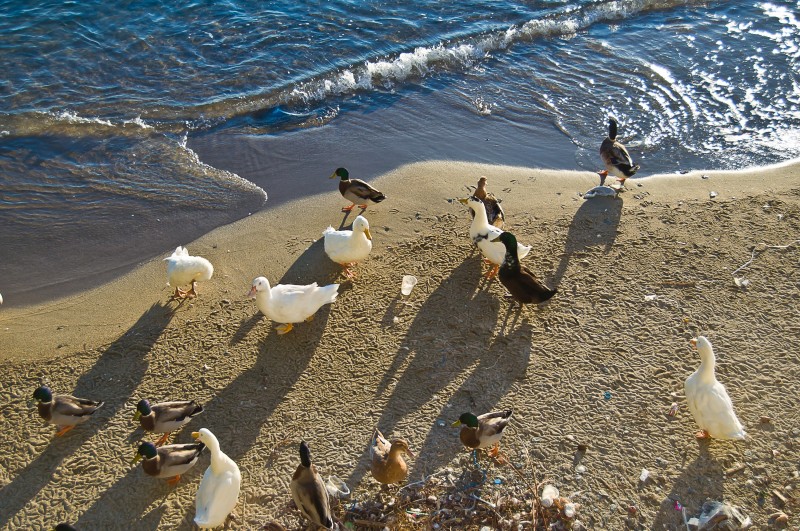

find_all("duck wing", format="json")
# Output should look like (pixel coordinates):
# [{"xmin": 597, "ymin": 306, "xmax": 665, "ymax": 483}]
[
  {"xmin": 53, "ymin": 395, "xmax": 104, "ymax": 417},
  {"xmin": 477, "ymin": 409, "xmax": 513, "ymax": 436},
  {"xmin": 500, "ymin": 266, "xmax": 557, "ymax": 304},
  {"xmin": 160, "ymin": 442, "xmax": 205, "ymax": 470},
  {"xmin": 153, "ymin": 400, "xmax": 204, "ymax": 424},
  {"xmin": 345, "ymin": 179, "xmax": 386, "ymax": 202}
]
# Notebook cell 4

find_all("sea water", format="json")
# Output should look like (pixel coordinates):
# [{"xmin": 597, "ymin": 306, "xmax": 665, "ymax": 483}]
[{"xmin": 1, "ymin": 0, "xmax": 798, "ymax": 305}]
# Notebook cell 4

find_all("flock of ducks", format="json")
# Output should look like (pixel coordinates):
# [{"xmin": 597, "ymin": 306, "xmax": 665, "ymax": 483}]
[{"xmin": 30, "ymin": 119, "xmax": 748, "ymax": 530}]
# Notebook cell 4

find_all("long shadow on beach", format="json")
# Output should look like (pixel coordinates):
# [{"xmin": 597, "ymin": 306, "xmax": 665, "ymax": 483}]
[
  {"xmin": 413, "ymin": 320, "xmax": 534, "ymax": 479},
  {"xmin": 192, "ymin": 236, "xmax": 337, "ymax": 458},
  {"xmin": 75, "ymin": 242, "xmax": 338, "ymax": 529},
  {"xmin": 0, "ymin": 303, "xmax": 171, "ymax": 529},
  {"xmin": 650, "ymin": 443, "xmax": 725, "ymax": 529},
  {"xmin": 552, "ymin": 196, "xmax": 622, "ymax": 289},
  {"xmin": 346, "ymin": 256, "xmax": 507, "ymax": 488}
]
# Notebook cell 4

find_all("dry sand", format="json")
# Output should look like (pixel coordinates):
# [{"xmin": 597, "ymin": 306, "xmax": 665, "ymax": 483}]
[{"xmin": 0, "ymin": 160, "xmax": 799, "ymax": 530}]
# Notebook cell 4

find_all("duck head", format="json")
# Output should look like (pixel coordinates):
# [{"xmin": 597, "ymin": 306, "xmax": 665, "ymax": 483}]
[
  {"xmin": 247, "ymin": 276, "xmax": 271, "ymax": 299},
  {"xmin": 353, "ymin": 215, "xmax": 372, "ymax": 240},
  {"xmin": 330, "ymin": 167, "xmax": 349, "ymax": 180},
  {"xmin": 489, "ymin": 231, "xmax": 517, "ymax": 248},
  {"xmin": 33, "ymin": 385, "xmax": 53, "ymax": 403},
  {"xmin": 134, "ymin": 399, "xmax": 152, "ymax": 421},
  {"xmin": 452, "ymin": 412, "xmax": 480, "ymax": 428},
  {"xmin": 132, "ymin": 441, "xmax": 158, "ymax": 464},
  {"xmin": 390, "ymin": 439, "xmax": 414, "ymax": 458},
  {"xmin": 457, "ymin": 195, "xmax": 483, "ymax": 212}
]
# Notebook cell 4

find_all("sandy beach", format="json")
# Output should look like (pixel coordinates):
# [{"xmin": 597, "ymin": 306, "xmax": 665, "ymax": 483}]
[{"xmin": 1, "ymin": 160, "xmax": 799, "ymax": 530}]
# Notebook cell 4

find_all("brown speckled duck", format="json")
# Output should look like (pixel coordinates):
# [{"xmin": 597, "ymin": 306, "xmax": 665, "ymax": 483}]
[
  {"xmin": 599, "ymin": 117, "xmax": 640, "ymax": 186},
  {"xmin": 290, "ymin": 441, "xmax": 334, "ymax": 530},
  {"xmin": 490, "ymin": 232, "xmax": 557, "ymax": 304},
  {"xmin": 452, "ymin": 409, "xmax": 513, "ymax": 456},
  {"xmin": 472, "ymin": 176, "xmax": 504, "ymax": 228},
  {"xmin": 330, "ymin": 167, "xmax": 385, "ymax": 212},
  {"xmin": 370, "ymin": 428, "xmax": 414, "ymax": 485},
  {"xmin": 32, "ymin": 386, "xmax": 104, "ymax": 437}
]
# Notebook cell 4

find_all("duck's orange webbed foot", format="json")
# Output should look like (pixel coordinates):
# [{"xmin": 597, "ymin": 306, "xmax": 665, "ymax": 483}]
[
  {"xmin": 55, "ymin": 425, "xmax": 75, "ymax": 437},
  {"xmin": 276, "ymin": 323, "xmax": 294, "ymax": 335}
]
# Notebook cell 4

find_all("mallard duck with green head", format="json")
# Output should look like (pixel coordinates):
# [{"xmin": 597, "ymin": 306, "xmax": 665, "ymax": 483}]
[
  {"xmin": 370, "ymin": 428, "xmax": 414, "ymax": 485},
  {"xmin": 599, "ymin": 116, "xmax": 640, "ymax": 186},
  {"xmin": 330, "ymin": 167, "xmax": 385, "ymax": 212},
  {"xmin": 32, "ymin": 386, "xmax": 104, "ymax": 437},
  {"xmin": 132, "ymin": 440, "xmax": 205, "ymax": 486},
  {"xmin": 134, "ymin": 399, "xmax": 204, "ymax": 446},
  {"xmin": 472, "ymin": 176, "xmax": 505, "ymax": 228},
  {"xmin": 290, "ymin": 441, "xmax": 334, "ymax": 529},
  {"xmin": 453, "ymin": 410, "xmax": 513, "ymax": 456},
  {"xmin": 490, "ymin": 232, "xmax": 557, "ymax": 304}
]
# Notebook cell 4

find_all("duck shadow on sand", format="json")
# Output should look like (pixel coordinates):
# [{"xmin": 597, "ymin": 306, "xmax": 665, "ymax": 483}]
[
  {"xmin": 0, "ymin": 303, "xmax": 172, "ymax": 529},
  {"xmin": 650, "ymin": 443, "xmax": 725, "ymax": 529},
  {"xmin": 552, "ymin": 195, "xmax": 622, "ymax": 289},
  {"xmin": 75, "ymin": 241, "xmax": 338, "ymax": 529},
  {"xmin": 346, "ymin": 257, "xmax": 533, "ymax": 489}
]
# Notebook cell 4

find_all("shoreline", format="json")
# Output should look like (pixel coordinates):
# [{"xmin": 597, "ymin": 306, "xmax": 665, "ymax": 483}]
[{"xmin": 0, "ymin": 160, "xmax": 798, "ymax": 530}]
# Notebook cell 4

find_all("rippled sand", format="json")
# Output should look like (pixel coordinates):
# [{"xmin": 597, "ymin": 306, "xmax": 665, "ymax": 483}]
[{"xmin": 1, "ymin": 161, "xmax": 798, "ymax": 529}]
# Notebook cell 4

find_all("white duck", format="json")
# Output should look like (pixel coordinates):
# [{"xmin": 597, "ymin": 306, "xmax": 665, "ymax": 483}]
[
  {"xmin": 192, "ymin": 428, "xmax": 241, "ymax": 529},
  {"xmin": 459, "ymin": 196, "xmax": 531, "ymax": 278},
  {"xmin": 684, "ymin": 336, "xmax": 746, "ymax": 440},
  {"xmin": 323, "ymin": 215, "xmax": 373, "ymax": 278},
  {"xmin": 164, "ymin": 246, "xmax": 214, "ymax": 299},
  {"xmin": 248, "ymin": 276, "xmax": 339, "ymax": 335}
]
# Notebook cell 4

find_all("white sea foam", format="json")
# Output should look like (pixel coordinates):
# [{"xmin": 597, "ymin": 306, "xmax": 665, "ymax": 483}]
[
  {"xmin": 289, "ymin": 0, "xmax": 701, "ymax": 106},
  {"xmin": 177, "ymin": 140, "xmax": 268, "ymax": 203}
]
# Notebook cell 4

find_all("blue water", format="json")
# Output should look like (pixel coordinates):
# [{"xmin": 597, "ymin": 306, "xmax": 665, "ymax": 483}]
[{"xmin": 1, "ymin": 0, "xmax": 798, "ymax": 305}]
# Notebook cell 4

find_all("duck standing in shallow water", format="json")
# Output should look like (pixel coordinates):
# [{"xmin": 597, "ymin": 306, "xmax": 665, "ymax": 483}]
[
  {"xmin": 330, "ymin": 167, "xmax": 385, "ymax": 212},
  {"xmin": 472, "ymin": 176, "xmax": 504, "ymax": 228},
  {"xmin": 684, "ymin": 336, "xmax": 746, "ymax": 440},
  {"xmin": 453, "ymin": 410, "xmax": 513, "ymax": 457},
  {"xmin": 490, "ymin": 232, "xmax": 556, "ymax": 304},
  {"xmin": 323, "ymin": 215, "xmax": 373, "ymax": 279},
  {"xmin": 132, "ymin": 440, "xmax": 205, "ymax": 486},
  {"xmin": 290, "ymin": 441, "xmax": 334, "ymax": 529},
  {"xmin": 248, "ymin": 276, "xmax": 339, "ymax": 335},
  {"xmin": 164, "ymin": 246, "xmax": 214, "ymax": 299},
  {"xmin": 370, "ymin": 428, "xmax": 414, "ymax": 485},
  {"xmin": 599, "ymin": 117, "xmax": 639, "ymax": 186},
  {"xmin": 32, "ymin": 386, "xmax": 104, "ymax": 437},
  {"xmin": 134, "ymin": 399, "xmax": 204, "ymax": 446},
  {"xmin": 192, "ymin": 428, "xmax": 241, "ymax": 529}
]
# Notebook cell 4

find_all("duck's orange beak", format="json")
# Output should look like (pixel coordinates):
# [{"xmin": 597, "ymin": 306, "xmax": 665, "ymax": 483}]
[{"xmin": 689, "ymin": 338, "xmax": 698, "ymax": 349}]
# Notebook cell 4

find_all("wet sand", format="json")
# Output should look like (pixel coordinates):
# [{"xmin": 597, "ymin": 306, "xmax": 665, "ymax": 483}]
[{"xmin": 0, "ymin": 160, "xmax": 798, "ymax": 529}]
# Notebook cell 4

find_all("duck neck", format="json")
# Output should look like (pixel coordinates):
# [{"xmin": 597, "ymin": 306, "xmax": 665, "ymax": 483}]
[
  {"xmin": 204, "ymin": 435, "xmax": 226, "ymax": 472},
  {"xmin": 502, "ymin": 245, "xmax": 520, "ymax": 270},
  {"xmin": 258, "ymin": 288, "xmax": 272, "ymax": 304},
  {"xmin": 696, "ymin": 347, "xmax": 716, "ymax": 382},
  {"xmin": 472, "ymin": 202, "xmax": 490, "ymax": 229}
]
